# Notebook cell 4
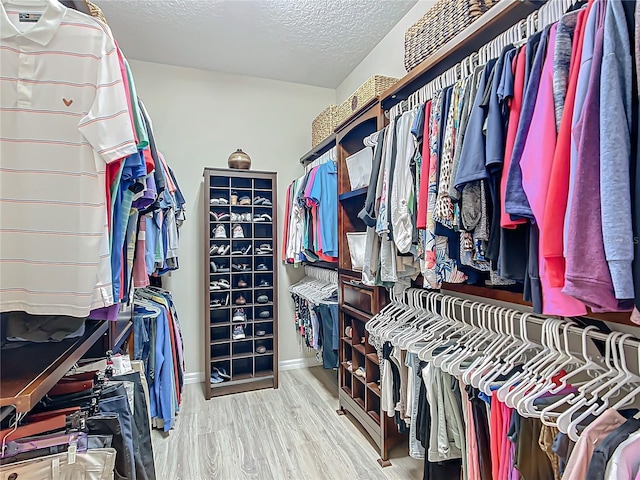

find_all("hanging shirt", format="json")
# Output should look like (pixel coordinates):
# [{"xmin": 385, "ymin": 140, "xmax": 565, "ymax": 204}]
[
  {"xmin": 520, "ymin": 24, "xmax": 586, "ymax": 317},
  {"xmin": 542, "ymin": 4, "xmax": 590, "ymax": 288},
  {"xmin": 0, "ymin": 2, "xmax": 137, "ymax": 316},
  {"xmin": 599, "ymin": 0, "xmax": 635, "ymax": 300},
  {"xmin": 308, "ymin": 161, "xmax": 338, "ymax": 259}
]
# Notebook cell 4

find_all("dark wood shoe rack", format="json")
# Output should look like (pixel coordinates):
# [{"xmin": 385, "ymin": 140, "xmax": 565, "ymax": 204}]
[{"xmin": 203, "ymin": 168, "xmax": 278, "ymax": 398}]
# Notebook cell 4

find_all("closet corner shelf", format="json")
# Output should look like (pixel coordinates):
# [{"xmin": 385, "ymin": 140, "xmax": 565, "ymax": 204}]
[
  {"xmin": 0, "ymin": 320, "xmax": 108, "ymax": 413},
  {"xmin": 338, "ymin": 188, "xmax": 368, "ymax": 202},
  {"xmin": 300, "ymin": 134, "xmax": 337, "ymax": 165},
  {"xmin": 380, "ymin": 0, "xmax": 542, "ymax": 111}
]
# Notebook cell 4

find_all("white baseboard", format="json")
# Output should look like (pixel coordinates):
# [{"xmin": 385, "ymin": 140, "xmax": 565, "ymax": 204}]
[
  {"xmin": 184, "ymin": 371, "xmax": 205, "ymax": 385},
  {"xmin": 184, "ymin": 357, "xmax": 319, "ymax": 384},
  {"xmin": 279, "ymin": 356, "xmax": 321, "ymax": 371}
]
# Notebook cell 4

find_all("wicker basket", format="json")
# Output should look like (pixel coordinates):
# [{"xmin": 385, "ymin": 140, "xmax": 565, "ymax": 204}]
[
  {"xmin": 312, "ymin": 105, "xmax": 338, "ymax": 148},
  {"xmin": 336, "ymin": 75, "xmax": 399, "ymax": 127},
  {"xmin": 404, "ymin": 0, "xmax": 500, "ymax": 72}
]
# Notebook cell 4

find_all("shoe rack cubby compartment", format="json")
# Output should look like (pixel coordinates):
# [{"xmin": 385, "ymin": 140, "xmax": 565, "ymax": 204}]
[
  {"xmin": 338, "ymin": 273, "xmax": 406, "ymax": 466},
  {"xmin": 203, "ymin": 168, "xmax": 278, "ymax": 398}
]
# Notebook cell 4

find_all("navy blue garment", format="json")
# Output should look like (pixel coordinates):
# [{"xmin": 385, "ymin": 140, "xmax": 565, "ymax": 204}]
[
  {"xmin": 453, "ymin": 59, "xmax": 497, "ymax": 189},
  {"xmin": 504, "ymin": 26, "xmax": 550, "ymax": 221}
]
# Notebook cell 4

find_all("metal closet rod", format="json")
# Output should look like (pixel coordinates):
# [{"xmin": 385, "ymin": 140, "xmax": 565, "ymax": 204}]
[{"xmin": 402, "ymin": 288, "xmax": 640, "ymax": 348}]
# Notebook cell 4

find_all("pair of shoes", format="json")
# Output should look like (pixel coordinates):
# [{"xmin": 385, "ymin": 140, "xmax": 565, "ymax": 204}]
[
  {"xmin": 210, "ymin": 261, "xmax": 230, "ymax": 273},
  {"xmin": 232, "ymin": 263, "xmax": 251, "ymax": 271},
  {"xmin": 210, "ymin": 198, "xmax": 229, "ymax": 205},
  {"xmin": 210, "ymin": 244, "xmax": 230, "ymax": 255},
  {"xmin": 258, "ymin": 279, "xmax": 270, "ymax": 287},
  {"xmin": 345, "ymin": 326, "xmax": 352, "ymax": 338},
  {"xmin": 232, "ymin": 224, "xmax": 244, "ymax": 239},
  {"xmin": 257, "ymin": 309, "xmax": 270, "ymax": 318},
  {"xmin": 256, "ymin": 294, "xmax": 269, "ymax": 304},
  {"xmin": 252, "ymin": 213, "xmax": 272, "ymax": 222},
  {"xmin": 256, "ymin": 264, "xmax": 269, "ymax": 271},
  {"xmin": 233, "ymin": 308, "xmax": 247, "ymax": 323},
  {"xmin": 234, "ymin": 295, "xmax": 247, "ymax": 305},
  {"xmin": 256, "ymin": 345, "xmax": 267, "ymax": 354},
  {"xmin": 232, "ymin": 245, "xmax": 252, "ymax": 256},
  {"xmin": 213, "ymin": 224, "xmax": 227, "ymax": 239},
  {"xmin": 346, "ymin": 360, "xmax": 353, "ymax": 372},
  {"xmin": 232, "ymin": 324, "xmax": 246, "ymax": 339},
  {"xmin": 255, "ymin": 329, "xmax": 266, "ymax": 337},
  {"xmin": 354, "ymin": 366, "xmax": 366, "ymax": 378},
  {"xmin": 239, "ymin": 196, "xmax": 251, "ymax": 206},
  {"xmin": 256, "ymin": 244, "xmax": 273, "ymax": 255},
  {"xmin": 210, "ymin": 279, "xmax": 231, "ymax": 290},
  {"xmin": 253, "ymin": 196, "xmax": 272, "ymax": 206},
  {"xmin": 210, "ymin": 367, "xmax": 231, "ymax": 384},
  {"xmin": 210, "ymin": 212, "xmax": 230, "ymax": 222},
  {"xmin": 210, "ymin": 294, "xmax": 230, "ymax": 308},
  {"xmin": 237, "ymin": 278, "xmax": 249, "ymax": 288},
  {"xmin": 231, "ymin": 212, "xmax": 252, "ymax": 222}
]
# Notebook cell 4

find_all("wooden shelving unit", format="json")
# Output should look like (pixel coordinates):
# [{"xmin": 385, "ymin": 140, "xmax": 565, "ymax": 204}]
[
  {"xmin": 0, "ymin": 320, "xmax": 109, "ymax": 413},
  {"xmin": 333, "ymin": 99, "xmax": 406, "ymax": 465},
  {"xmin": 300, "ymin": 133, "xmax": 336, "ymax": 165},
  {"xmin": 203, "ymin": 168, "xmax": 279, "ymax": 398}
]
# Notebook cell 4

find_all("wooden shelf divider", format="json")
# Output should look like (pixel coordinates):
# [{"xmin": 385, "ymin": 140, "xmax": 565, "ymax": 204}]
[{"xmin": 0, "ymin": 320, "xmax": 109, "ymax": 413}]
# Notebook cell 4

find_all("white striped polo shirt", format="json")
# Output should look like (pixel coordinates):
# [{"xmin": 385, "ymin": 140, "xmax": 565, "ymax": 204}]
[{"xmin": 0, "ymin": 0, "xmax": 137, "ymax": 317}]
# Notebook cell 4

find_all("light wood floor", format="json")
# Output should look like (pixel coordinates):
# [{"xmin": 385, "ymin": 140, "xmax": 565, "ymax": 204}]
[{"xmin": 152, "ymin": 367, "xmax": 423, "ymax": 480}]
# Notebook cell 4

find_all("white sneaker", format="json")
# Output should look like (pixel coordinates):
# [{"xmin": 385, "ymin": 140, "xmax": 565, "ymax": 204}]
[
  {"xmin": 232, "ymin": 224, "xmax": 244, "ymax": 239},
  {"xmin": 232, "ymin": 324, "xmax": 246, "ymax": 339},
  {"xmin": 213, "ymin": 224, "xmax": 226, "ymax": 239}
]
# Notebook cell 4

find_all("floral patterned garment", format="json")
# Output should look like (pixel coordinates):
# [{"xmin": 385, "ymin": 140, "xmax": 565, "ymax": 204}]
[
  {"xmin": 423, "ymin": 89, "xmax": 467, "ymax": 287},
  {"xmin": 434, "ymin": 79, "xmax": 465, "ymax": 228},
  {"xmin": 422, "ymin": 90, "xmax": 443, "ymax": 289}
]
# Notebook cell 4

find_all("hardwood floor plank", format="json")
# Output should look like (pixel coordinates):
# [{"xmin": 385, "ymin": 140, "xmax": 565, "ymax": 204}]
[{"xmin": 152, "ymin": 367, "xmax": 422, "ymax": 480}]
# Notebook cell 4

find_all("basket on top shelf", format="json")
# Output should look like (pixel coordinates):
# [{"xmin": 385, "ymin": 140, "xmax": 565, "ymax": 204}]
[
  {"xmin": 404, "ymin": 0, "xmax": 501, "ymax": 72},
  {"xmin": 336, "ymin": 75, "xmax": 399, "ymax": 128},
  {"xmin": 312, "ymin": 104, "xmax": 338, "ymax": 148}
]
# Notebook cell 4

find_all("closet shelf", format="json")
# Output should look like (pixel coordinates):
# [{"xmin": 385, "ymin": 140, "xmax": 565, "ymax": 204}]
[
  {"xmin": 367, "ymin": 410, "xmax": 381, "ymax": 426},
  {"xmin": 367, "ymin": 382, "xmax": 381, "ymax": 397},
  {"xmin": 341, "ymin": 385, "xmax": 352, "ymax": 397},
  {"xmin": 341, "ymin": 336, "xmax": 353, "ymax": 346},
  {"xmin": 0, "ymin": 320, "xmax": 108, "ymax": 413},
  {"xmin": 366, "ymin": 353, "xmax": 379, "ymax": 366},
  {"xmin": 300, "ymin": 134, "xmax": 337, "ymax": 165},
  {"xmin": 338, "ymin": 188, "xmax": 368, "ymax": 202},
  {"xmin": 380, "ymin": 0, "xmax": 541, "ymax": 110},
  {"xmin": 353, "ymin": 344, "xmax": 366, "ymax": 356}
]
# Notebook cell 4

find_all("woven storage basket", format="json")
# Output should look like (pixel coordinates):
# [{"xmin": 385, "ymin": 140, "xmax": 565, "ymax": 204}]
[
  {"xmin": 337, "ymin": 75, "xmax": 399, "ymax": 127},
  {"xmin": 404, "ymin": 0, "xmax": 500, "ymax": 72},
  {"xmin": 311, "ymin": 105, "xmax": 338, "ymax": 148}
]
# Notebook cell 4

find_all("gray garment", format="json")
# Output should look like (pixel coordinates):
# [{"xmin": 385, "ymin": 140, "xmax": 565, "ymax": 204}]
[
  {"xmin": 3, "ymin": 313, "xmax": 85, "ymax": 342},
  {"xmin": 554, "ymin": 10, "xmax": 580, "ymax": 129},
  {"xmin": 600, "ymin": 0, "xmax": 635, "ymax": 300},
  {"xmin": 359, "ymin": 127, "xmax": 387, "ymax": 227},
  {"xmin": 585, "ymin": 418, "xmax": 640, "ymax": 480},
  {"xmin": 504, "ymin": 25, "xmax": 551, "ymax": 220},
  {"xmin": 450, "ymin": 66, "xmax": 484, "ymax": 202}
]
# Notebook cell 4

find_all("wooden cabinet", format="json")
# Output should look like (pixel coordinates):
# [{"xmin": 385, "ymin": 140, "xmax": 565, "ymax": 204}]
[
  {"xmin": 334, "ymin": 100, "xmax": 406, "ymax": 465},
  {"xmin": 203, "ymin": 168, "xmax": 279, "ymax": 398}
]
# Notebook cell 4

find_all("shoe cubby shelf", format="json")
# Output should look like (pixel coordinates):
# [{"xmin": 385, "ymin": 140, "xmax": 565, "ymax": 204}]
[{"xmin": 203, "ymin": 168, "xmax": 278, "ymax": 398}]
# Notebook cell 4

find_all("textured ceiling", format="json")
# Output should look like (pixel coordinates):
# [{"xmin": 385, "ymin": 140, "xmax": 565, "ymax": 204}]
[{"xmin": 98, "ymin": 0, "xmax": 417, "ymax": 88}]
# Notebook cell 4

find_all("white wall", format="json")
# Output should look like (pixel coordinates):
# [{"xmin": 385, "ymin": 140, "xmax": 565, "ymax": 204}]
[
  {"xmin": 336, "ymin": 0, "xmax": 436, "ymax": 103},
  {"xmin": 129, "ymin": 60, "xmax": 335, "ymax": 376}
]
